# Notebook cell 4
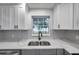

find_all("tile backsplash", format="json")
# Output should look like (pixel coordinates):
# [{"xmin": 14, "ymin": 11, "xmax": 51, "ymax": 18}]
[
  {"xmin": 0, "ymin": 30, "xmax": 79, "ymax": 44},
  {"xmin": 0, "ymin": 30, "xmax": 29, "ymax": 42}
]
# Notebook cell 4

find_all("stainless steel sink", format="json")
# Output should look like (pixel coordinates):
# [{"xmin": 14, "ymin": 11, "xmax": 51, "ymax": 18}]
[
  {"xmin": 40, "ymin": 41, "xmax": 51, "ymax": 46},
  {"xmin": 28, "ymin": 41, "xmax": 39, "ymax": 46},
  {"xmin": 28, "ymin": 41, "xmax": 51, "ymax": 46}
]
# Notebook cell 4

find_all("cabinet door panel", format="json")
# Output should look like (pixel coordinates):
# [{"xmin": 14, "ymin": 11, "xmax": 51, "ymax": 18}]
[
  {"xmin": 74, "ymin": 3, "xmax": 79, "ymax": 29},
  {"xmin": 40, "ymin": 49, "xmax": 56, "ymax": 55},
  {"xmin": 0, "ymin": 5, "xmax": 27, "ymax": 30},
  {"xmin": 0, "ymin": 7, "xmax": 2, "ymax": 29},
  {"xmin": 57, "ymin": 49, "xmax": 63, "ymax": 55},
  {"xmin": 22, "ymin": 49, "xmax": 40, "ymax": 55},
  {"xmin": 18, "ymin": 7, "xmax": 25, "ymax": 29},
  {"xmin": 53, "ymin": 4, "xmax": 73, "ymax": 29},
  {"xmin": 63, "ymin": 49, "xmax": 70, "ymax": 55},
  {"xmin": 2, "ymin": 7, "xmax": 10, "ymax": 29},
  {"xmin": 10, "ymin": 7, "xmax": 15, "ymax": 29}
]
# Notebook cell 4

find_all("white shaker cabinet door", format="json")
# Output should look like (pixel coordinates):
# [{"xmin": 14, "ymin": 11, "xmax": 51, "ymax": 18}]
[
  {"xmin": 53, "ymin": 4, "xmax": 73, "ymax": 30},
  {"xmin": 9, "ymin": 7, "xmax": 16, "ymax": 29},
  {"xmin": 10, "ymin": 7, "xmax": 25, "ymax": 30},
  {"xmin": 10, "ymin": 7, "xmax": 18, "ymax": 30},
  {"xmin": 74, "ymin": 3, "xmax": 79, "ymax": 29},
  {"xmin": 18, "ymin": 7, "xmax": 25, "ymax": 29},
  {"xmin": 25, "ymin": 4, "xmax": 31, "ymax": 30},
  {"xmin": 2, "ymin": 7, "xmax": 11, "ymax": 30},
  {"xmin": 0, "ymin": 7, "xmax": 3, "ymax": 29}
]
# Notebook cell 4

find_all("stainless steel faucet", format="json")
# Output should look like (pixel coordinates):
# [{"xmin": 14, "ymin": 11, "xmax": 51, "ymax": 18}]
[{"xmin": 38, "ymin": 31, "xmax": 43, "ymax": 41}]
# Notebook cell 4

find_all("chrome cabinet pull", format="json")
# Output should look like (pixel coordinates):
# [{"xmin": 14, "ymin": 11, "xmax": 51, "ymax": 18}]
[
  {"xmin": 58, "ymin": 24, "xmax": 60, "ymax": 28},
  {"xmin": 0, "ymin": 25, "xmax": 1, "ymax": 29},
  {"xmin": 14, "ymin": 25, "xmax": 18, "ymax": 29}
]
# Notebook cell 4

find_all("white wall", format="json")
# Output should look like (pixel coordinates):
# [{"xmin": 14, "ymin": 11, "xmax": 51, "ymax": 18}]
[{"xmin": 28, "ymin": 8, "xmax": 53, "ymax": 30}]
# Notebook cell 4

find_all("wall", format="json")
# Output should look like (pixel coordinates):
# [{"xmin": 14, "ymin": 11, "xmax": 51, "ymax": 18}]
[
  {"xmin": 0, "ymin": 30, "xmax": 29, "ymax": 42},
  {"xmin": 1, "ymin": 30, "xmax": 79, "ymax": 45},
  {"xmin": 0, "ymin": 30, "xmax": 67, "ymax": 42}
]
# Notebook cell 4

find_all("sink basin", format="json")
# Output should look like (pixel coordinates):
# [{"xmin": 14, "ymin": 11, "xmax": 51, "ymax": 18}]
[
  {"xmin": 40, "ymin": 41, "xmax": 51, "ymax": 46},
  {"xmin": 28, "ymin": 41, "xmax": 39, "ymax": 46},
  {"xmin": 28, "ymin": 41, "xmax": 51, "ymax": 46}
]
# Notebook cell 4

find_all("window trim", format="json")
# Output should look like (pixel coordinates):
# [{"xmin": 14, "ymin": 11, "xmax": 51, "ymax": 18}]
[{"xmin": 32, "ymin": 15, "xmax": 50, "ymax": 36}]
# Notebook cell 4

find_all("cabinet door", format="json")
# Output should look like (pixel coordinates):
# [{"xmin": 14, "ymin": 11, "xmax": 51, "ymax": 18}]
[
  {"xmin": 63, "ymin": 49, "xmax": 70, "ymax": 55},
  {"xmin": 2, "ymin": 7, "xmax": 11, "ymax": 30},
  {"xmin": 10, "ymin": 7, "xmax": 19, "ymax": 30},
  {"xmin": 53, "ymin": 4, "xmax": 73, "ymax": 30},
  {"xmin": 40, "ymin": 49, "xmax": 56, "ymax": 55},
  {"xmin": 57, "ymin": 49, "xmax": 64, "ymax": 55},
  {"xmin": 25, "ymin": 4, "xmax": 31, "ymax": 30},
  {"xmin": 74, "ymin": 3, "xmax": 79, "ymax": 29},
  {"xmin": 9, "ymin": 7, "xmax": 15, "ymax": 29},
  {"xmin": 10, "ymin": 7, "xmax": 25, "ymax": 30},
  {"xmin": 18, "ymin": 7, "xmax": 25, "ymax": 29},
  {"xmin": 0, "ymin": 7, "xmax": 3, "ymax": 29},
  {"xmin": 0, "ymin": 49, "xmax": 20, "ymax": 55},
  {"xmin": 22, "ymin": 49, "xmax": 40, "ymax": 55}
]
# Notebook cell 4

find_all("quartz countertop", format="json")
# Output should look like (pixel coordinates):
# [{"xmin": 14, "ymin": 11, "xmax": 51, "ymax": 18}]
[{"xmin": 0, "ymin": 39, "xmax": 79, "ymax": 53}]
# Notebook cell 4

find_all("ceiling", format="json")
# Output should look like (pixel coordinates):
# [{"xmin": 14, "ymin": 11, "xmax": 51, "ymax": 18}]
[
  {"xmin": 0, "ymin": 3, "xmax": 21, "ymax": 6},
  {"xmin": 27, "ymin": 3, "xmax": 59, "ymax": 9}
]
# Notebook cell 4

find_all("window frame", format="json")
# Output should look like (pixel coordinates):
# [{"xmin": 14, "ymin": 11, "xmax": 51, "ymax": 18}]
[{"xmin": 32, "ymin": 15, "xmax": 50, "ymax": 36}]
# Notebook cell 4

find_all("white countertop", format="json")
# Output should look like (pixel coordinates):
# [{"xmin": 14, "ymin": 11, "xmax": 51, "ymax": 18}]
[{"xmin": 0, "ymin": 39, "xmax": 79, "ymax": 53}]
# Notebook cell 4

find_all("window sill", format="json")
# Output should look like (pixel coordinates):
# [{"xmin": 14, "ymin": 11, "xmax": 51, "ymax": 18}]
[{"xmin": 32, "ymin": 33, "xmax": 50, "ymax": 37}]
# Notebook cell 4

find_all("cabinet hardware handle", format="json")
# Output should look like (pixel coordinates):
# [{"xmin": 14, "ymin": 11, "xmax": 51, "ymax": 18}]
[
  {"xmin": 14, "ymin": 25, "xmax": 18, "ymax": 29},
  {"xmin": 0, "ymin": 25, "xmax": 1, "ymax": 29},
  {"xmin": 58, "ymin": 24, "xmax": 60, "ymax": 28}
]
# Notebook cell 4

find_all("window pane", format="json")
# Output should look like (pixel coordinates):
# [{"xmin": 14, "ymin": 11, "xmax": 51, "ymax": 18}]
[{"xmin": 32, "ymin": 16, "xmax": 49, "ymax": 34}]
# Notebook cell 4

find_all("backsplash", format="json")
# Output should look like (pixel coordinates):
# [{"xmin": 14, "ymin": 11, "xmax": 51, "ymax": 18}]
[
  {"xmin": 0, "ymin": 30, "xmax": 29, "ymax": 42},
  {"xmin": 0, "ymin": 30, "xmax": 79, "ymax": 44}
]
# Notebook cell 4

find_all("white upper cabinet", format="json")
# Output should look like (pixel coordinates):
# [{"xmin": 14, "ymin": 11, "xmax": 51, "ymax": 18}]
[
  {"xmin": 73, "ymin": 3, "xmax": 79, "ymax": 29},
  {"xmin": 25, "ymin": 4, "xmax": 31, "ymax": 30},
  {"xmin": 1, "ymin": 7, "xmax": 26, "ymax": 30},
  {"xmin": 0, "ymin": 3, "xmax": 29, "ymax": 30},
  {"xmin": 9, "ymin": 7, "xmax": 16, "ymax": 29},
  {"xmin": 18, "ymin": 7, "xmax": 25, "ymax": 29},
  {"xmin": 10, "ymin": 7, "xmax": 26, "ymax": 30},
  {"xmin": 0, "ymin": 7, "xmax": 3, "ymax": 29},
  {"xmin": 2, "ymin": 7, "xmax": 11, "ymax": 30},
  {"xmin": 53, "ymin": 4, "xmax": 73, "ymax": 30}
]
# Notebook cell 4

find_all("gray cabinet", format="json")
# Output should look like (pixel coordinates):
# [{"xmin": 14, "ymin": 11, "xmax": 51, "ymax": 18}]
[
  {"xmin": 22, "ymin": 49, "xmax": 40, "ymax": 55},
  {"xmin": 21, "ymin": 49, "xmax": 64, "ymax": 55},
  {"xmin": 0, "ymin": 49, "xmax": 20, "ymax": 55},
  {"xmin": 57, "ymin": 49, "xmax": 64, "ymax": 55},
  {"xmin": 63, "ymin": 49, "xmax": 70, "ymax": 55},
  {"xmin": 22, "ymin": 49, "xmax": 56, "ymax": 55},
  {"xmin": 40, "ymin": 49, "xmax": 56, "ymax": 55},
  {"xmin": 0, "ymin": 49, "xmax": 70, "ymax": 55}
]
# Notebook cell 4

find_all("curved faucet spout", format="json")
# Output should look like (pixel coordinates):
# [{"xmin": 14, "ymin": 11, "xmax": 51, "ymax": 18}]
[{"xmin": 38, "ymin": 31, "xmax": 43, "ymax": 41}]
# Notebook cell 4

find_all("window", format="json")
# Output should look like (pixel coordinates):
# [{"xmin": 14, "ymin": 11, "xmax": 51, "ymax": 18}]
[{"xmin": 32, "ymin": 16, "xmax": 49, "ymax": 34}]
